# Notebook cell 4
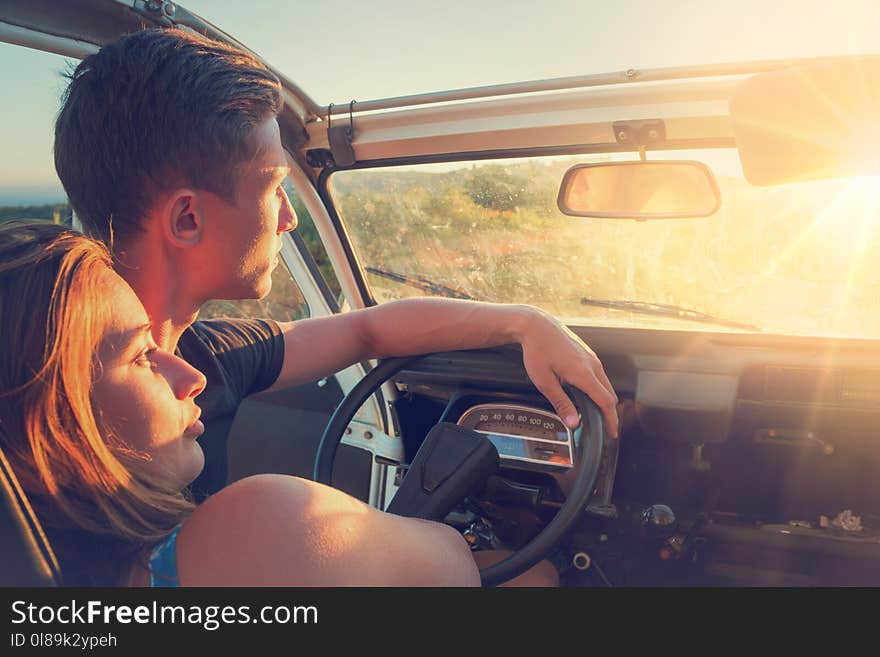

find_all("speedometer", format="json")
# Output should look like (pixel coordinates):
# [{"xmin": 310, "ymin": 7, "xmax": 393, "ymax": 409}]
[{"xmin": 457, "ymin": 403, "xmax": 574, "ymax": 469}]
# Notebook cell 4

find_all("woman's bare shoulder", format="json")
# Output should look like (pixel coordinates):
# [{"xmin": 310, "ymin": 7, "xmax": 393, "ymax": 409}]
[
  {"xmin": 189, "ymin": 473, "xmax": 354, "ymax": 522},
  {"xmin": 174, "ymin": 474, "xmax": 479, "ymax": 586},
  {"xmin": 175, "ymin": 474, "xmax": 361, "ymax": 585}
]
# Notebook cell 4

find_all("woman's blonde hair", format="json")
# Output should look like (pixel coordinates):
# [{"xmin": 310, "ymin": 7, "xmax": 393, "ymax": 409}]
[{"xmin": 0, "ymin": 220, "xmax": 194, "ymax": 584}]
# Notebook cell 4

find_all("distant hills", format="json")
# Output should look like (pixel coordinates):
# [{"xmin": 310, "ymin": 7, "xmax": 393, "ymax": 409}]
[
  {"xmin": 0, "ymin": 202, "xmax": 70, "ymax": 224},
  {"xmin": 0, "ymin": 184, "xmax": 70, "ymax": 224},
  {"xmin": 0, "ymin": 186, "xmax": 67, "ymax": 206}
]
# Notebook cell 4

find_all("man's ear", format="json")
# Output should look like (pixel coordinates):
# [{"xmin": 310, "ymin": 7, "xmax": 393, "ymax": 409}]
[{"xmin": 163, "ymin": 189, "xmax": 203, "ymax": 247}]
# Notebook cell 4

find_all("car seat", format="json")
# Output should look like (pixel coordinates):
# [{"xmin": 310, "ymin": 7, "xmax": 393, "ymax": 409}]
[{"xmin": 0, "ymin": 446, "xmax": 61, "ymax": 585}]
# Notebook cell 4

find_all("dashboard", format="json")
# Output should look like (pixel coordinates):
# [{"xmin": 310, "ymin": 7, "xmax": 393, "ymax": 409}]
[{"xmin": 391, "ymin": 328, "xmax": 880, "ymax": 585}]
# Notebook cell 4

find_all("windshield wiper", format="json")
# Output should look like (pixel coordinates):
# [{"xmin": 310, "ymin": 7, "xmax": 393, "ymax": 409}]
[
  {"xmin": 579, "ymin": 296, "xmax": 761, "ymax": 332},
  {"xmin": 365, "ymin": 269, "xmax": 758, "ymax": 331},
  {"xmin": 365, "ymin": 267, "xmax": 476, "ymax": 300}
]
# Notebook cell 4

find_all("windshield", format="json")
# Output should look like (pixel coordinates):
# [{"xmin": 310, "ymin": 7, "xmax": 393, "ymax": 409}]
[{"xmin": 331, "ymin": 149, "xmax": 880, "ymax": 338}]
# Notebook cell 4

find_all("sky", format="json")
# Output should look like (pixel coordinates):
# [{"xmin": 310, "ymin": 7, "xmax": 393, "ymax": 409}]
[{"xmin": 1, "ymin": 0, "xmax": 878, "ymax": 201}]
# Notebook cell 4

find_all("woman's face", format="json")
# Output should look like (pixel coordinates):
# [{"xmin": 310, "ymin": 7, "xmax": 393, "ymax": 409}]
[{"xmin": 91, "ymin": 272, "xmax": 207, "ymax": 489}]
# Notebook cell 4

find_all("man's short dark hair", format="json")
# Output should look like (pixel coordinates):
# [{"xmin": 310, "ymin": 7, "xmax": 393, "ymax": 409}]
[{"xmin": 54, "ymin": 28, "xmax": 283, "ymax": 245}]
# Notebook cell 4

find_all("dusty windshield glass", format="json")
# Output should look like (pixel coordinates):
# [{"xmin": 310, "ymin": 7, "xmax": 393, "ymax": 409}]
[{"xmin": 331, "ymin": 149, "xmax": 880, "ymax": 338}]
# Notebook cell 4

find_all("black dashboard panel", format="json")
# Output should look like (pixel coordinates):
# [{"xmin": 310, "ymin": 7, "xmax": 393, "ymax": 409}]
[
  {"xmin": 390, "ymin": 326, "xmax": 880, "ymax": 585},
  {"xmin": 739, "ymin": 364, "xmax": 880, "ymax": 408},
  {"xmin": 394, "ymin": 326, "xmax": 880, "ymax": 446}
]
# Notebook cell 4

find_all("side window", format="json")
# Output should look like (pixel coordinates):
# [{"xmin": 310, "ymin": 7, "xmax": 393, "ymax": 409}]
[
  {"xmin": 283, "ymin": 179, "xmax": 344, "ymax": 305},
  {"xmin": 0, "ymin": 43, "xmax": 72, "ymax": 226}
]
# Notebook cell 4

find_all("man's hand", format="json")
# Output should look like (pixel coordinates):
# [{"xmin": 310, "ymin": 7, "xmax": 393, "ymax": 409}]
[
  {"xmin": 273, "ymin": 299, "xmax": 620, "ymax": 439},
  {"xmin": 517, "ymin": 308, "xmax": 619, "ymax": 438}
]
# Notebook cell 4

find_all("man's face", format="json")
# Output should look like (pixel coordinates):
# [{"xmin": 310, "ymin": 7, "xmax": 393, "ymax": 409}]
[{"xmin": 198, "ymin": 117, "xmax": 297, "ymax": 300}]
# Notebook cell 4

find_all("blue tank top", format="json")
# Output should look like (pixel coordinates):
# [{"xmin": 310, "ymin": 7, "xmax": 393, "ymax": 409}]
[{"xmin": 148, "ymin": 525, "xmax": 181, "ymax": 587}]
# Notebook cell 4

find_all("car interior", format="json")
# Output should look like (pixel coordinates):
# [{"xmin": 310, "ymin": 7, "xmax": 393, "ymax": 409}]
[{"xmin": 2, "ymin": 0, "xmax": 880, "ymax": 587}]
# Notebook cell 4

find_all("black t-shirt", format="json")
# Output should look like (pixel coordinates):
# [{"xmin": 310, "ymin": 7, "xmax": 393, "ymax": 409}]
[{"xmin": 176, "ymin": 318, "xmax": 285, "ymax": 501}]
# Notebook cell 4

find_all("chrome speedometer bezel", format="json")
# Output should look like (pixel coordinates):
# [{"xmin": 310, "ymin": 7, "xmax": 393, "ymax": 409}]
[{"xmin": 457, "ymin": 402, "xmax": 575, "ymax": 470}]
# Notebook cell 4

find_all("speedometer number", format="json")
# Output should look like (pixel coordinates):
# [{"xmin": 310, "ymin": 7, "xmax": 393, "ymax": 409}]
[{"xmin": 457, "ymin": 403, "xmax": 575, "ymax": 469}]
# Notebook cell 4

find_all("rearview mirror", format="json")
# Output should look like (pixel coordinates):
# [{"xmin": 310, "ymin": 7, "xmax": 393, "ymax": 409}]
[
  {"xmin": 730, "ymin": 56, "xmax": 880, "ymax": 186},
  {"xmin": 557, "ymin": 161, "xmax": 721, "ymax": 219}
]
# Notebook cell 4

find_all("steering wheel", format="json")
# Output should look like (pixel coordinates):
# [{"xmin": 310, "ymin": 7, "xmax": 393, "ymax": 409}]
[{"xmin": 314, "ymin": 353, "xmax": 605, "ymax": 586}]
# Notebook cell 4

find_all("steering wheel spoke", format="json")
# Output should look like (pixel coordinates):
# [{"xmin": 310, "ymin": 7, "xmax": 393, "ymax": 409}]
[{"xmin": 341, "ymin": 420, "xmax": 404, "ymax": 461}]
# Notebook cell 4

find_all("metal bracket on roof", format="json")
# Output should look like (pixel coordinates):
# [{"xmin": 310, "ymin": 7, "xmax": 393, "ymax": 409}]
[
  {"xmin": 132, "ymin": 1, "xmax": 178, "ymax": 26},
  {"xmin": 325, "ymin": 101, "xmax": 357, "ymax": 167},
  {"xmin": 613, "ymin": 119, "xmax": 666, "ymax": 159}
]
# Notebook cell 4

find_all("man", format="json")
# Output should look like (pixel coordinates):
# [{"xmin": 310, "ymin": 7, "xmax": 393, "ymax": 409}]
[{"xmin": 53, "ymin": 29, "xmax": 618, "ymax": 583}]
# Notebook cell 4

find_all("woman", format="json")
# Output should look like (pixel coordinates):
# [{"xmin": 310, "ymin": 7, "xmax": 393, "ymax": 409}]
[
  {"xmin": 0, "ymin": 221, "xmax": 483, "ymax": 586},
  {"xmin": 0, "ymin": 221, "xmax": 556, "ymax": 587}
]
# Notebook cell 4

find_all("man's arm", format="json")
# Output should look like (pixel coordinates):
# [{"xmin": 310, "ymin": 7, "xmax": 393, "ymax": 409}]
[{"xmin": 268, "ymin": 297, "xmax": 619, "ymax": 437}]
